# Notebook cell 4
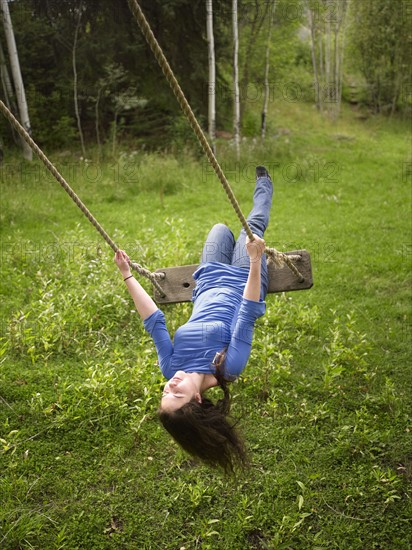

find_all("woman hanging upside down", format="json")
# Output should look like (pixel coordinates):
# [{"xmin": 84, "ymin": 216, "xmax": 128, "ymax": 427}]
[{"xmin": 114, "ymin": 166, "xmax": 273, "ymax": 474}]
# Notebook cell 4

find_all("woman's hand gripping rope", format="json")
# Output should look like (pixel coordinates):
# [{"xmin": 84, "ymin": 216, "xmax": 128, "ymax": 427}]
[
  {"xmin": 115, "ymin": 249, "xmax": 132, "ymax": 279},
  {"xmin": 114, "ymin": 249, "xmax": 159, "ymax": 320},
  {"xmin": 245, "ymin": 234, "xmax": 266, "ymax": 263}
]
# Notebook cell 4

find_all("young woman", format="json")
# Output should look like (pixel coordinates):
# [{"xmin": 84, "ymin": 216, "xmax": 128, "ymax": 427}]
[{"xmin": 114, "ymin": 166, "xmax": 273, "ymax": 473}]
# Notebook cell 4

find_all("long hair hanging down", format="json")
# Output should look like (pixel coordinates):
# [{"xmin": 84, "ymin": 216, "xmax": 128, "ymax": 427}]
[{"xmin": 158, "ymin": 353, "xmax": 248, "ymax": 474}]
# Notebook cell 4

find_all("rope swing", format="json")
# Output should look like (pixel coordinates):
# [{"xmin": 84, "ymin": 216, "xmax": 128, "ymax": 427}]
[
  {"xmin": 0, "ymin": 99, "xmax": 166, "ymax": 297},
  {"xmin": 127, "ymin": 0, "xmax": 305, "ymax": 283}
]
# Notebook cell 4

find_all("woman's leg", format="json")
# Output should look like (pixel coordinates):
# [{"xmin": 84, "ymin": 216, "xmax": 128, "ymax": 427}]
[
  {"xmin": 200, "ymin": 223, "xmax": 235, "ymax": 264},
  {"xmin": 231, "ymin": 169, "xmax": 273, "ymax": 298}
]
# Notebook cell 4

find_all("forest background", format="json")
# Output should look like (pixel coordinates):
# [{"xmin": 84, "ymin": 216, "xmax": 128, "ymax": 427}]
[{"xmin": 0, "ymin": 0, "xmax": 410, "ymax": 152}]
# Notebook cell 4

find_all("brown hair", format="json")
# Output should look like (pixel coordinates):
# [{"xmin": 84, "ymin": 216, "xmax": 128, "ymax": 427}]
[{"xmin": 158, "ymin": 353, "xmax": 248, "ymax": 474}]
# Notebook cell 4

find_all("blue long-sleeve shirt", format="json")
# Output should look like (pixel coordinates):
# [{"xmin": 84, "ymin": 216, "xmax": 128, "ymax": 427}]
[{"xmin": 143, "ymin": 262, "xmax": 266, "ymax": 380}]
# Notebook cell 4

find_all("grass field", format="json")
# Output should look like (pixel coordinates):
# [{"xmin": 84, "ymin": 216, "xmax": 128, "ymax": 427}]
[{"xmin": 0, "ymin": 101, "xmax": 411, "ymax": 549}]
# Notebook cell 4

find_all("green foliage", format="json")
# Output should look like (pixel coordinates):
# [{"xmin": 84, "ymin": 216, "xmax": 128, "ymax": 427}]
[
  {"xmin": 322, "ymin": 312, "xmax": 369, "ymax": 388},
  {"xmin": 169, "ymin": 114, "xmax": 205, "ymax": 154},
  {"xmin": 5, "ymin": 231, "xmax": 137, "ymax": 364},
  {"xmin": 347, "ymin": 0, "xmax": 411, "ymax": 114},
  {"xmin": 26, "ymin": 87, "xmax": 78, "ymax": 149}
]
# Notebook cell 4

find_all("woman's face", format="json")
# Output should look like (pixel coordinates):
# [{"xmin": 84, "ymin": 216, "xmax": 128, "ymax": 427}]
[{"xmin": 160, "ymin": 371, "xmax": 201, "ymax": 412}]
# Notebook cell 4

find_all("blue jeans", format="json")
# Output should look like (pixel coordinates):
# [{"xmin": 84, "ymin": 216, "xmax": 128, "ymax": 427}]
[{"xmin": 200, "ymin": 175, "xmax": 273, "ymax": 299}]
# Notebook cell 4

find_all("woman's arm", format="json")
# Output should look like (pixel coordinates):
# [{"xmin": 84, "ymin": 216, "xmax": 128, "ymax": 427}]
[
  {"xmin": 243, "ymin": 235, "xmax": 266, "ymax": 302},
  {"xmin": 225, "ymin": 298, "xmax": 266, "ymax": 378},
  {"xmin": 224, "ymin": 235, "xmax": 267, "ymax": 377},
  {"xmin": 114, "ymin": 250, "xmax": 158, "ymax": 320}
]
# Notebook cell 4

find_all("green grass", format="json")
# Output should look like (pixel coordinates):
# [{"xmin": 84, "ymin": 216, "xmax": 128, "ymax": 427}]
[{"xmin": 0, "ymin": 101, "xmax": 411, "ymax": 549}]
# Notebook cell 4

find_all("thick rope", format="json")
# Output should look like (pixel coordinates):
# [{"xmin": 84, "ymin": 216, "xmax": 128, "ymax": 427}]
[
  {"xmin": 127, "ymin": 0, "xmax": 304, "ymax": 283},
  {"xmin": 0, "ymin": 100, "xmax": 166, "ymax": 296}
]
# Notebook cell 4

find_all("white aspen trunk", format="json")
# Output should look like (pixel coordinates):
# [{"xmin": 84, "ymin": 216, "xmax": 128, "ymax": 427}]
[
  {"xmin": 0, "ymin": 39, "xmax": 14, "ymax": 109},
  {"xmin": 1, "ymin": 0, "xmax": 32, "ymax": 160},
  {"xmin": 337, "ymin": 0, "xmax": 349, "ymax": 115},
  {"xmin": 232, "ymin": 0, "xmax": 240, "ymax": 160},
  {"xmin": 261, "ymin": 0, "xmax": 276, "ymax": 140},
  {"xmin": 206, "ymin": 0, "xmax": 216, "ymax": 151},
  {"xmin": 308, "ymin": 0, "xmax": 348, "ymax": 119},
  {"xmin": 307, "ymin": 3, "xmax": 321, "ymax": 111},
  {"xmin": 73, "ymin": 1, "xmax": 86, "ymax": 157},
  {"xmin": 318, "ymin": 26, "xmax": 324, "ymax": 112},
  {"xmin": 0, "ymin": 39, "xmax": 19, "ymax": 144},
  {"xmin": 333, "ymin": 16, "xmax": 339, "ymax": 119},
  {"xmin": 325, "ymin": 4, "xmax": 331, "ymax": 114}
]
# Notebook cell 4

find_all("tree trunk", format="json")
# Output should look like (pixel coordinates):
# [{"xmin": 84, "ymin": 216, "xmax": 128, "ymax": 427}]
[
  {"xmin": 325, "ymin": 5, "xmax": 331, "ymax": 113},
  {"xmin": 0, "ymin": 39, "xmax": 19, "ymax": 145},
  {"xmin": 112, "ymin": 112, "xmax": 118, "ymax": 156},
  {"xmin": 390, "ymin": 73, "xmax": 400, "ymax": 117},
  {"xmin": 1, "ymin": 0, "xmax": 32, "ymax": 160},
  {"xmin": 232, "ymin": 0, "xmax": 240, "ymax": 159},
  {"xmin": 261, "ymin": 0, "xmax": 276, "ymax": 140},
  {"xmin": 337, "ymin": 0, "xmax": 349, "ymax": 117},
  {"xmin": 318, "ymin": 26, "xmax": 324, "ymax": 112},
  {"xmin": 333, "ymin": 17, "xmax": 339, "ymax": 119},
  {"xmin": 95, "ymin": 86, "xmax": 102, "ymax": 159},
  {"xmin": 307, "ymin": 0, "xmax": 349, "ymax": 119},
  {"xmin": 206, "ymin": 0, "xmax": 216, "ymax": 152},
  {"xmin": 307, "ymin": 2, "xmax": 321, "ymax": 111},
  {"xmin": 0, "ymin": 40, "xmax": 14, "ymax": 107},
  {"xmin": 73, "ymin": 1, "xmax": 86, "ymax": 157}
]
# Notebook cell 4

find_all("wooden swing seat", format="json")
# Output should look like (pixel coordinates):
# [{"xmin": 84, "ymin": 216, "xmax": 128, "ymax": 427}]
[{"xmin": 153, "ymin": 250, "xmax": 313, "ymax": 304}]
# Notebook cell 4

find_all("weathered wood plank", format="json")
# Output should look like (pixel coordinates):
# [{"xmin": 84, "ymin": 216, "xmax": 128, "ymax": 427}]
[
  {"xmin": 268, "ymin": 250, "xmax": 313, "ymax": 293},
  {"xmin": 154, "ymin": 250, "xmax": 313, "ymax": 304}
]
